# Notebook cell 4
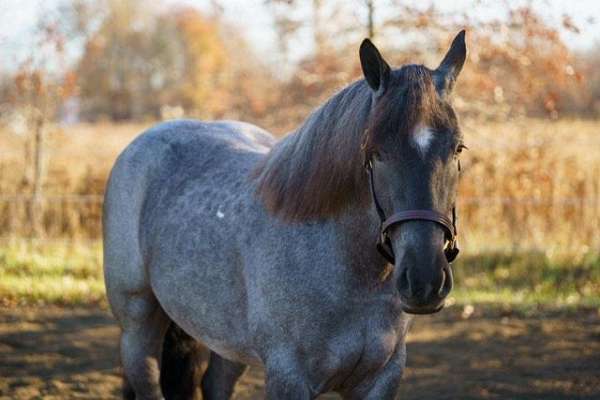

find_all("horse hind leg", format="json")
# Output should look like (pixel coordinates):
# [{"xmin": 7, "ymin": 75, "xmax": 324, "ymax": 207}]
[
  {"xmin": 106, "ymin": 258, "xmax": 169, "ymax": 399},
  {"xmin": 121, "ymin": 369, "xmax": 135, "ymax": 400},
  {"xmin": 201, "ymin": 352, "xmax": 247, "ymax": 400},
  {"xmin": 160, "ymin": 323, "xmax": 246, "ymax": 400},
  {"xmin": 105, "ymin": 205, "xmax": 170, "ymax": 398},
  {"xmin": 117, "ymin": 291, "xmax": 171, "ymax": 400},
  {"xmin": 112, "ymin": 292, "xmax": 170, "ymax": 400},
  {"xmin": 160, "ymin": 323, "xmax": 209, "ymax": 400}
]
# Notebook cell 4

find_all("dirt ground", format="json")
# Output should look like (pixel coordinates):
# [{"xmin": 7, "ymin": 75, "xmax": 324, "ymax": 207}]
[{"xmin": 1, "ymin": 306, "xmax": 599, "ymax": 400}]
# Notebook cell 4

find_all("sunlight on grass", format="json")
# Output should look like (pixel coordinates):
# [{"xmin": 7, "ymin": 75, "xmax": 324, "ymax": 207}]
[
  {"xmin": 449, "ymin": 250, "xmax": 600, "ymax": 311},
  {"xmin": 0, "ymin": 239, "xmax": 599, "ymax": 310},
  {"xmin": 0, "ymin": 240, "xmax": 105, "ymax": 306}
]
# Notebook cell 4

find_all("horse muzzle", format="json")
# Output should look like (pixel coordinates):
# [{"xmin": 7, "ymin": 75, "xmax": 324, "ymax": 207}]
[{"xmin": 397, "ymin": 263, "xmax": 454, "ymax": 315}]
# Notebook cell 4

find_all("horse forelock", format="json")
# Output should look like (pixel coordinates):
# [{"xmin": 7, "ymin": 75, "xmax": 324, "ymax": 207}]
[{"xmin": 363, "ymin": 64, "xmax": 448, "ymax": 157}]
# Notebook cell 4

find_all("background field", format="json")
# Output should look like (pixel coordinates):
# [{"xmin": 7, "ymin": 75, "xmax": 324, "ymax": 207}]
[
  {"xmin": 1, "ymin": 0, "xmax": 600, "ymax": 398},
  {"xmin": 1, "ymin": 119, "xmax": 599, "ymax": 399},
  {"xmin": 1, "ymin": 119, "xmax": 599, "ymax": 311}
]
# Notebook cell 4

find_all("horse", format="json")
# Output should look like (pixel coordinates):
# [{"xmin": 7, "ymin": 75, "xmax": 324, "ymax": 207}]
[{"xmin": 103, "ymin": 30, "xmax": 467, "ymax": 399}]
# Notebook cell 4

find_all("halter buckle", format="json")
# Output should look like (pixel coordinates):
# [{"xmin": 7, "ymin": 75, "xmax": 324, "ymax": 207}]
[
  {"xmin": 444, "ymin": 238, "xmax": 460, "ymax": 263},
  {"xmin": 376, "ymin": 230, "xmax": 396, "ymax": 264}
]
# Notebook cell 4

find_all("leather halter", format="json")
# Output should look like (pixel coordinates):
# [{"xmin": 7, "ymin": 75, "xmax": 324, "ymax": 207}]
[{"xmin": 365, "ymin": 158, "xmax": 460, "ymax": 264}]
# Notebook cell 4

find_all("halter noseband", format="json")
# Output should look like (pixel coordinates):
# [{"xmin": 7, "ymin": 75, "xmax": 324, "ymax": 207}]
[{"xmin": 365, "ymin": 158, "xmax": 460, "ymax": 264}]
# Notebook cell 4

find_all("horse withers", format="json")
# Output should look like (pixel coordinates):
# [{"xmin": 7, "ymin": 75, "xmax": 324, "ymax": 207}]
[{"xmin": 103, "ymin": 31, "xmax": 467, "ymax": 399}]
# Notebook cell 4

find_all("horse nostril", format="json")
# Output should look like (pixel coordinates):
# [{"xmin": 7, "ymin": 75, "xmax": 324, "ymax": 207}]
[{"xmin": 437, "ymin": 264, "xmax": 453, "ymax": 298}]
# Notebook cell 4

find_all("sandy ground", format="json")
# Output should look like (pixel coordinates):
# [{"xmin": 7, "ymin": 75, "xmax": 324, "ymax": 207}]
[{"xmin": 1, "ymin": 306, "xmax": 599, "ymax": 399}]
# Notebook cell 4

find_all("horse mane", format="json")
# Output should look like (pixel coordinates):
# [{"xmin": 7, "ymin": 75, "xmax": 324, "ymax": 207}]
[{"xmin": 253, "ymin": 64, "xmax": 441, "ymax": 221}]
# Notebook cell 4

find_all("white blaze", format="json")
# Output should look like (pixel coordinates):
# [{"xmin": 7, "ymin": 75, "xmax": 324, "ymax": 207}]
[{"xmin": 412, "ymin": 124, "xmax": 434, "ymax": 155}]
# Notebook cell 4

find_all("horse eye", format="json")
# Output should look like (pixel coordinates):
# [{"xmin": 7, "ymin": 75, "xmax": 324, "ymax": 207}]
[{"xmin": 456, "ymin": 144, "xmax": 468, "ymax": 154}]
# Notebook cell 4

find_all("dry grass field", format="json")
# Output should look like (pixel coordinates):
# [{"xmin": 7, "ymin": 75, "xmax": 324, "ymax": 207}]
[
  {"xmin": 0, "ymin": 118, "xmax": 599, "ymax": 309},
  {"xmin": 1, "ymin": 118, "xmax": 599, "ymax": 251},
  {"xmin": 1, "ymin": 118, "xmax": 599, "ymax": 399}
]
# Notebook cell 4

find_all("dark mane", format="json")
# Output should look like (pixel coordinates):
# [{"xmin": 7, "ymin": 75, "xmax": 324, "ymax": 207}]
[
  {"xmin": 253, "ymin": 64, "xmax": 444, "ymax": 221},
  {"xmin": 252, "ymin": 80, "xmax": 372, "ymax": 221}
]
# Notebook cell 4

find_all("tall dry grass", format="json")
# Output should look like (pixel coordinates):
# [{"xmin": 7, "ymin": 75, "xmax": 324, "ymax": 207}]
[
  {"xmin": 0, "ymin": 123, "xmax": 143, "ymax": 239},
  {"xmin": 0, "ymin": 118, "xmax": 598, "ymax": 255},
  {"xmin": 458, "ymin": 118, "xmax": 600, "ymax": 255}
]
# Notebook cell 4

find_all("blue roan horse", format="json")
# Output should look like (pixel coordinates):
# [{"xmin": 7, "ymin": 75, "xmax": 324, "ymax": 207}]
[{"xmin": 104, "ymin": 31, "xmax": 467, "ymax": 399}]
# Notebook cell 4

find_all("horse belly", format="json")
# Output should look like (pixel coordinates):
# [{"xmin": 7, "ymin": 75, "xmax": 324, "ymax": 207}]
[{"xmin": 148, "ymin": 249, "xmax": 261, "ymax": 366}]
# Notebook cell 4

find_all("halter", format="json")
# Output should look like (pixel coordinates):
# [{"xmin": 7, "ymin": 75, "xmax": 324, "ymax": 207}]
[{"xmin": 364, "ymin": 158, "xmax": 460, "ymax": 264}]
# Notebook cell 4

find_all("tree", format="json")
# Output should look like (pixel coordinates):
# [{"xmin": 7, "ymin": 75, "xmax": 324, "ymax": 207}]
[
  {"xmin": 74, "ymin": 1, "xmax": 230, "ymax": 120},
  {"xmin": 267, "ymin": 0, "xmax": 586, "ymax": 120},
  {"xmin": 2, "ymin": 13, "xmax": 76, "ymax": 236}
]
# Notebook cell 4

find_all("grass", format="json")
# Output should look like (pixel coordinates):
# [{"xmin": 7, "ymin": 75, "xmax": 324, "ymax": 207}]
[
  {"xmin": 1, "ymin": 240, "xmax": 599, "ymax": 313},
  {"xmin": 0, "ymin": 240, "xmax": 105, "ymax": 306},
  {"xmin": 449, "ymin": 250, "xmax": 600, "ymax": 313}
]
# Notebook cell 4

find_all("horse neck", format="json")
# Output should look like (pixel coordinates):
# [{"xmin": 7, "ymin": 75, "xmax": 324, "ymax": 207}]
[{"xmin": 331, "ymin": 197, "xmax": 391, "ymax": 283}]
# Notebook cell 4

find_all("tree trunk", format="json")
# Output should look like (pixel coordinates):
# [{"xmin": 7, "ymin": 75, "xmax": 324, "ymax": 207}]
[
  {"xmin": 366, "ymin": 0, "xmax": 375, "ymax": 39},
  {"xmin": 30, "ymin": 114, "xmax": 45, "ymax": 238}
]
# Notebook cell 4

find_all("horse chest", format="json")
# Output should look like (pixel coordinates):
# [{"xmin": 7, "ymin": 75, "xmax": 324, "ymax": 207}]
[
  {"xmin": 316, "ymin": 312, "xmax": 408, "ymax": 392},
  {"xmin": 353, "ymin": 328, "xmax": 399, "ymax": 372}
]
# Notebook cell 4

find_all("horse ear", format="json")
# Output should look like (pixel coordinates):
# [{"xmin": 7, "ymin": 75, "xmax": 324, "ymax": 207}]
[
  {"xmin": 435, "ymin": 30, "xmax": 467, "ymax": 95},
  {"xmin": 360, "ymin": 39, "xmax": 391, "ymax": 93}
]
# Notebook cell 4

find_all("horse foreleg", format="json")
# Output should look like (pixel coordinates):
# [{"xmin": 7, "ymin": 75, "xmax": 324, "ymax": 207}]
[
  {"xmin": 345, "ymin": 343, "xmax": 406, "ymax": 400},
  {"xmin": 201, "ymin": 351, "xmax": 247, "ymax": 400},
  {"xmin": 264, "ymin": 353, "xmax": 313, "ymax": 400}
]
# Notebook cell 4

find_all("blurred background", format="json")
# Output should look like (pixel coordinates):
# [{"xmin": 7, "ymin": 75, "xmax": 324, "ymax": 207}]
[{"xmin": 0, "ymin": 0, "xmax": 599, "ymax": 399}]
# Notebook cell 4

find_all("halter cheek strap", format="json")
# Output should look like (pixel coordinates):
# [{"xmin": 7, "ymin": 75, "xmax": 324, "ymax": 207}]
[{"xmin": 365, "ymin": 159, "xmax": 460, "ymax": 264}]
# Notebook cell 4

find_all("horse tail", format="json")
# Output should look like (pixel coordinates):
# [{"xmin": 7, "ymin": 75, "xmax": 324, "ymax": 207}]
[{"xmin": 160, "ymin": 322, "xmax": 209, "ymax": 400}]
